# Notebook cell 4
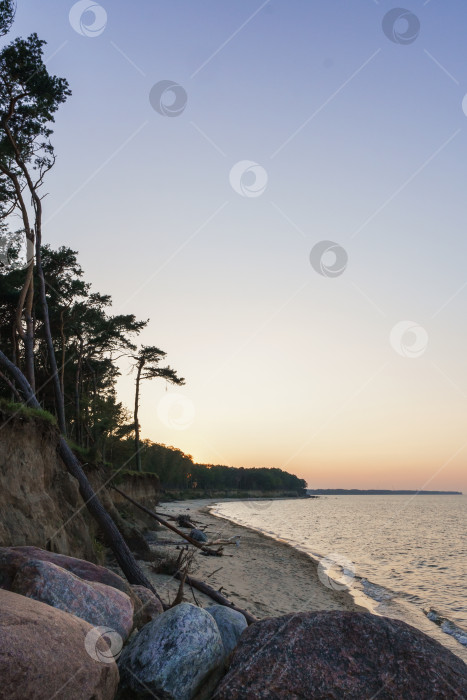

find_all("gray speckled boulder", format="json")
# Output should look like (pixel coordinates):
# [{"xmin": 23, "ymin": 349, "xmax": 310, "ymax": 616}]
[
  {"xmin": 11, "ymin": 559, "xmax": 134, "ymax": 641},
  {"xmin": 190, "ymin": 528, "xmax": 208, "ymax": 543},
  {"xmin": 206, "ymin": 605, "xmax": 247, "ymax": 656},
  {"xmin": 118, "ymin": 602, "xmax": 224, "ymax": 700}
]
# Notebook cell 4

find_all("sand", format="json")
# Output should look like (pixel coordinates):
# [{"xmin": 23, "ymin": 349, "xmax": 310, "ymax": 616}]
[{"xmin": 141, "ymin": 499, "xmax": 364, "ymax": 618}]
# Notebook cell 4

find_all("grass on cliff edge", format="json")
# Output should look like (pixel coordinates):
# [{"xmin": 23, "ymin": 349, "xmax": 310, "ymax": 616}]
[{"xmin": 0, "ymin": 399, "xmax": 57, "ymax": 426}]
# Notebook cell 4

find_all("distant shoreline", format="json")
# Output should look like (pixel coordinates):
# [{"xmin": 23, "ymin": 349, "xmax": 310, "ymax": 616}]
[{"xmin": 307, "ymin": 489, "xmax": 463, "ymax": 495}]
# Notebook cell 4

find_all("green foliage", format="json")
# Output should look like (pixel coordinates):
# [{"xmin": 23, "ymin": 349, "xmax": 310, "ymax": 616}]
[
  {"xmin": 0, "ymin": 398, "xmax": 56, "ymax": 425},
  {"xmin": 0, "ymin": 32, "xmax": 71, "ymax": 163},
  {"xmin": 65, "ymin": 439, "xmax": 91, "ymax": 460},
  {"xmin": 110, "ymin": 438, "xmax": 306, "ymax": 494},
  {"xmin": 132, "ymin": 345, "xmax": 185, "ymax": 386},
  {"xmin": 0, "ymin": 1, "xmax": 15, "ymax": 38},
  {"xmin": 0, "ymin": 245, "xmax": 145, "ymax": 454}
]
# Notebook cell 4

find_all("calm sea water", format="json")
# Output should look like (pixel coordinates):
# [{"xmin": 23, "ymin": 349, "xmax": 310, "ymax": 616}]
[{"xmin": 211, "ymin": 495, "xmax": 467, "ymax": 662}]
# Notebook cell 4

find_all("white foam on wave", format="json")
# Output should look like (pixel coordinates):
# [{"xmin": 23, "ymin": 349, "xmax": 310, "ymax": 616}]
[
  {"xmin": 360, "ymin": 578, "xmax": 395, "ymax": 602},
  {"xmin": 425, "ymin": 609, "xmax": 467, "ymax": 647}
]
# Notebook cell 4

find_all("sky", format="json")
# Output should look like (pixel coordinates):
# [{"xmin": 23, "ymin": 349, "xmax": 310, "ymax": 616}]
[{"xmin": 9, "ymin": 0, "xmax": 467, "ymax": 490}]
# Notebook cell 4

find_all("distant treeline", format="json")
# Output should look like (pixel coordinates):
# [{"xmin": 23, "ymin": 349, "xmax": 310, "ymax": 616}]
[
  {"xmin": 113, "ymin": 439, "xmax": 307, "ymax": 493},
  {"xmin": 307, "ymin": 489, "xmax": 463, "ymax": 495}
]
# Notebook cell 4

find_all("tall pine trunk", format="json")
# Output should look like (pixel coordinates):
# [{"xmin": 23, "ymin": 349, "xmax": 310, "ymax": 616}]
[
  {"xmin": 35, "ymin": 214, "xmax": 66, "ymax": 435},
  {"xmin": 134, "ymin": 362, "xmax": 142, "ymax": 472}
]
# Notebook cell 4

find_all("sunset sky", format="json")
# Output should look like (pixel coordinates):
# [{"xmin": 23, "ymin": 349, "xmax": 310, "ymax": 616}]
[{"xmin": 12, "ymin": 1, "xmax": 467, "ymax": 490}]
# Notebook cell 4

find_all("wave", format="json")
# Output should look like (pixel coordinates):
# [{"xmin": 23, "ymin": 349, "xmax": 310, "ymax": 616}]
[
  {"xmin": 359, "ymin": 578, "xmax": 396, "ymax": 602},
  {"xmin": 210, "ymin": 502, "xmax": 467, "ymax": 653},
  {"xmin": 424, "ymin": 609, "xmax": 467, "ymax": 647}
]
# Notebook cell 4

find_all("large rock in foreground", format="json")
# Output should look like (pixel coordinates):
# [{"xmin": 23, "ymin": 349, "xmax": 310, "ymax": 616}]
[
  {"xmin": 215, "ymin": 611, "xmax": 467, "ymax": 699},
  {"xmin": 0, "ymin": 588, "xmax": 119, "ymax": 700},
  {"xmin": 119, "ymin": 602, "xmax": 224, "ymax": 700},
  {"xmin": 11, "ymin": 558, "xmax": 134, "ymax": 641},
  {"xmin": 206, "ymin": 605, "xmax": 247, "ymax": 656},
  {"xmin": 0, "ymin": 545, "xmax": 131, "ymax": 593}
]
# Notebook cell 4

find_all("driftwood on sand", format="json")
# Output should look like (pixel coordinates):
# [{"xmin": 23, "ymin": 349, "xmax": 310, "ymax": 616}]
[
  {"xmin": 110, "ymin": 485, "xmax": 257, "ymax": 624},
  {"xmin": 158, "ymin": 512, "xmax": 197, "ymax": 529},
  {"xmin": 164, "ymin": 513, "xmax": 198, "ymax": 530},
  {"xmin": 110, "ymin": 485, "xmax": 227, "ymax": 556},
  {"xmin": 176, "ymin": 572, "xmax": 258, "ymax": 625}
]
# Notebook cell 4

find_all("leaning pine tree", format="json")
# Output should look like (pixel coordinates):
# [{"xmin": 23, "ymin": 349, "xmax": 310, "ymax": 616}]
[
  {"xmin": 0, "ymin": 7, "xmax": 161, "ymax": 599},
  {"xmin": 131, "ymin": 345, "xmax": 185, "ymax": 471}
]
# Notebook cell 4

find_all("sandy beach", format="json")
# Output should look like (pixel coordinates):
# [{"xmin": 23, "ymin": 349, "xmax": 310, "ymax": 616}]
[{"xmin": 141, "ymin": 499, "xmax": 364, "ymax": 618}]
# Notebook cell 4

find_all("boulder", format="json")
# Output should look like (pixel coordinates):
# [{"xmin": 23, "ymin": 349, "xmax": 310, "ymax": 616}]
[
  {"xmin": 0, "ymin": 588, "xmax": 119, "ymax": 700},
  {"xmin": 11, "ymin": 558, "xmax": 134, "ymax": 641},
  {"xmin": 0, "ymin": 545, "xmax": 131, "ymax": 593},
  {"xmin": 119, "ymin": 602, "xmax": 224, "ymax": 700},
  {"xmin": 205, "ymin": 605, "xmax": 247, "ymax": 656},
  {"xmin": 131, "ymin": 584, "xmax": 164, "ymax": 627},
  {"xmin": 214, "ymin": 611, "xmax": 467, "ymax": 699},
  {"xmin": 190, "ymin": 528, "xmax": 208, "ymax": 543},
  {"xmin": 0, "ymin": 547, "xmax": 27, "ymax": 590}
]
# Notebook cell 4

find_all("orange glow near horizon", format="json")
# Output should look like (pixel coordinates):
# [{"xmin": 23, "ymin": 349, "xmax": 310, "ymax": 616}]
[{"xmin": 118, "ymin": 329, "xmax": 467, "ymax": 492}]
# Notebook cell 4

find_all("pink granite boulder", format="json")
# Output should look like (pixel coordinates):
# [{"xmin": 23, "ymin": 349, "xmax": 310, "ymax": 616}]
[
  {"xmin": 214, "ymin": 611, "xmax": 467, "ymax": 699},
  {"xmin": 4, "ymin": 545, "xmax": 130, "ymax": 592},
  {"xmin": 0, "ymin": 589, "xmax": 119, "ymax": 700},
  {"xmin": 11, "ymin": 558, "xmax": 134, "ymax": 641}
]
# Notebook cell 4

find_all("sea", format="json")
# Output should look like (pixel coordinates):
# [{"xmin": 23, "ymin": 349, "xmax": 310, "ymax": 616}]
[{"xmin": 211, "ymin": 494, "xmax": 467, "ymax": 662}]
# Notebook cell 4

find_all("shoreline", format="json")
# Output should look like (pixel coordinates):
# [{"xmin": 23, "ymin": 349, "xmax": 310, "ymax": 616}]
[
  {"xmin": 206, "ymin": 500, "xmax": 380, "ymax": 614},
  {"xmin": 201, "ymin": 499, "xmax": 467, "ymax": 663},
  {"xmin": 146, "ymin": 498, "xmax": 366, "ymax": 619}
]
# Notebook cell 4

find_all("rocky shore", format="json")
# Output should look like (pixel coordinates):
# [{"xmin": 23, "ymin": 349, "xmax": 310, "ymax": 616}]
[{"xmin": 1, "ymin": 503, "xmax": 467, "ymax": 698}]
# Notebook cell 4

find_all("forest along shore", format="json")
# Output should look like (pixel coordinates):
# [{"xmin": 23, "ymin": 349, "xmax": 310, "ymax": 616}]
[{"xmin": 141, "ymin": 499, "xmax": 364, "ymax": 618}]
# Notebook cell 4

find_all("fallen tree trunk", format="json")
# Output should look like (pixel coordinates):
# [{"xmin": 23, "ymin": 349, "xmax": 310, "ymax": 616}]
[
  {"xmin": 157, "ymin": 513, "xmax": 197, "ymax": 529},
  {"xmin": 110, "ymin": 485, "xmax": 223, "ymax": 556},
  {"xmin": 176, "ymin": 572, "xmax": 258, "ymax": 625},
  {"xmin": 0, "ymin": 349, "xmax": 161, "ymax": 602},
  {"xmin": 57, "ymin": 439, "xmax": 160, "ymax": 596}
]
